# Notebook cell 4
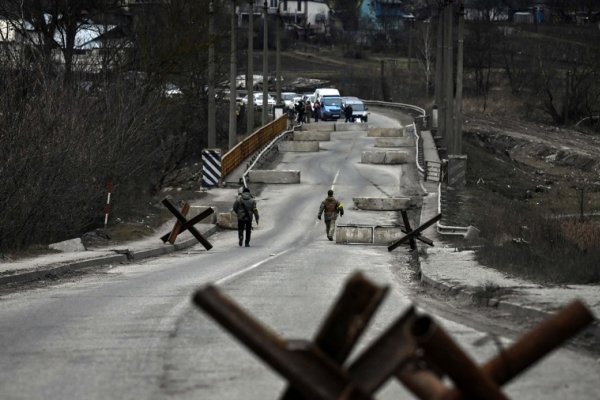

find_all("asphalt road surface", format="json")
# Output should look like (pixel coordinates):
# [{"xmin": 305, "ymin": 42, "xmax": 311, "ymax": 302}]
[{"xmin": 0, "ymin": 113, "xmax": 598, "ymax": 399}]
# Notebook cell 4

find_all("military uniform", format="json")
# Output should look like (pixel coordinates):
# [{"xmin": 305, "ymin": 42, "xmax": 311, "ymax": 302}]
[
  {"xmin": 317, "ymin": 190, "xmax": 344, "ymax": 241},
  {"xmin": 233, "ymin": 188, "xmax": 259, "ymax": 247}
]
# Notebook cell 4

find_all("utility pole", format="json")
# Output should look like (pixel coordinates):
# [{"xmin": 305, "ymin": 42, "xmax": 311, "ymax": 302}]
[
  {"xmin": 262, "ymin": 0, "xmax": 269, "ymax": 125},
  {"xmin": 246, "ymin": 0, "xmax": 255, "ymax": 135},
  {"xmin": 208, "ymin": 0, "xmax": 216, "ymax": 148},
  {"xmin": 443, "ymin": 3, "xmax": 454, "ymax": 152},
  {"xmin": 407, "ymin": 18, "xmax": 413, "ymax": 72},
  {"xmin": 229, "ymin": 0, "xmax": 237, "ymax": 150},
  {"xmin": 454, "ymin": 1, "xmax": 464, "ymax": 155},
  {"xmin": 434, "ymin": 7, "xmax": 444, "ymax": 135},
  {"xmin": 275, "ymin": 7, "xmax": 281, "ymax": 106}
]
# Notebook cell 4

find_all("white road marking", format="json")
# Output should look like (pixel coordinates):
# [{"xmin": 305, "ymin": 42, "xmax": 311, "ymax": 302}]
[{"xmin": 215, "ymin": 249, "xmax": 291, "ymax": 286}]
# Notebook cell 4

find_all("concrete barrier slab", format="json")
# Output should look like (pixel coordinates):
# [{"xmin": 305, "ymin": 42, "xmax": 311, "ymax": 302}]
[
  {"xmin": 374, "ymin": 137, "xmax": 413, "ymax": 147},
  {"xmin": 218, "ymin": 212, "xmax": 237, "ymax": 229},
  {"xmin": 336, "ymin": 224, "xmax": 403, "ymax": 244},
  {"xmin": 293, "ymin": 131, "xmax": 331, "ymax": 141},
  {"xmin": 248, "ymin": 169, "xmax": 301, "ymax": 183},
  {"xmin": 189, "ymin": 205, "xmax": 217, "ymax": 224},
  {"xmin": 302, "ymin": 123, "xmax": 335, "ymax": 132},
  {"xmin": 361, "ymin": 150, "xmax": 409, "ymax": 164},
  {"xmin": 367, "ymin": 127, "xmax": 404, "ymax": 137},
  {"xmin": 278, "ymin": 141, "xmax": 320, "ymax": 152},
  {"xmin": 335, "ymin": 123, "xmax": 367, "ymax": 131},
  {"xmin": 49, "ymin": 238, "xmax": 86, "ymax": 252},
  {"xmin": 352, "ymin": 197, "xmax": 415, "ymax": 210}
]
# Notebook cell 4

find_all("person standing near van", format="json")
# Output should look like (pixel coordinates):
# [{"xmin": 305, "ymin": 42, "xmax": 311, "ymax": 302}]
[
  {"xmin": 233, "ymin": 187, "xmax": 259, "ymax": 247},
  {"xmin": 295, "ymin": 100, "xmax": 305, "ymax": 124},
  {"xmin": 317, "ymin": 189, "xmax": 344, "ymax": 241},
  {"xmin": 304, "ymin": 100, "xmax": 312, "ymax": 123},
  {"xmin": 344, "ymin": 103, "xmax": 353, "ymax": 123},
  {"xmin": 313, "ymin": 100, "xmax": 321, "ymax": 122}
]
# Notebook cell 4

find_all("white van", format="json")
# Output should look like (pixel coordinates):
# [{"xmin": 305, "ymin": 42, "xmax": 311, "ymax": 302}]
[{"xmin": 314, "ymin": 88, "xmax": 340, "ymax": 101}]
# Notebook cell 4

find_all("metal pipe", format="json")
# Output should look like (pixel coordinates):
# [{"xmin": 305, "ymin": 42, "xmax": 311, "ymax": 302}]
[
  {"xmin": 396, "ymin": 366, "xmax": 447, "ymax": 400},
  {"xmin": 412, "ymin": 315, "xmax": 509, "ymax": 400},
  {"xmin": 443, "ymin": 300, "xmax": 594, "ymax": 400}
]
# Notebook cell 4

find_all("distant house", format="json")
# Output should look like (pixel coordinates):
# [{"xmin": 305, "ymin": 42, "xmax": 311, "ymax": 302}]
[
  {"xmin": 237, "ymin": 0, "xmax": 330, "ymax": 35},
  {"xmin": 358, "ymin": 0, "xmax": 414, "ymax": 31},
  {"xmin": 0, "ymin": 15, "xmax": 129, "ymax": 73}
]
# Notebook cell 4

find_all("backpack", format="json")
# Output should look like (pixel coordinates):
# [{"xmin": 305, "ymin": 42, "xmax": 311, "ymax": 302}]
[{"xmin": 324, "ymin": 198, "xmax": 337, "ymax": 213}]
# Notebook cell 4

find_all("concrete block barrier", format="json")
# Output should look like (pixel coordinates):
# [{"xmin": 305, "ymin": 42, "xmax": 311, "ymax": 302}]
[
  {"xmin": 367, "ymin": 127, "xmax": 404, "ymax": 137},
  {"xmin": 302, "ymin": 123, "xmax": 335, "ymax": 132},
  {"xmin": 293, "ymin": 131, "xmax": 331, "ymax": 141},
  {"xmin": 218, "ymin": 212, "xmax": 237, "ymax": 229},
  {"xmin": 278, "ymin": 141, "xmax": 320, "ymax": 152},
  {"xmin": 361, "ymin": 150, "xmax": 408, "ymax": 164},
  {"xmin": 352, "ymin": 197, "xmax": 416, "ymax": 210},
  {"xmin": 189, "ymin": 205, "xmax": 217, "ymax": 224},
  {"xmin": 49, "ymin": 238, "xmax": 86, "ymax": 252},
  {"xmin": 336, "ymin": 224, "xmax": 403, "ymax": 244},
  {"xmin": 248, "ymin": 169, "xmax": 301, "ymax": 184},
  {"xmin": 374, "ymin": 137, "xmax": 413, "ymax": 147},
  {"xmin": 335, "ymin": 123, "xmax": 367, "ymax": 131}
]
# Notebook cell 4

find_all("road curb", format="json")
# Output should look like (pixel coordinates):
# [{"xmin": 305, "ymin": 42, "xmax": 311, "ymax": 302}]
[
  {"xmin": 419, "ymin": 268, "xmax": 600, "ymax": 342},
  {"xmin": 0, "ymin": 226, "xmax": 219, "ymax": 286}
]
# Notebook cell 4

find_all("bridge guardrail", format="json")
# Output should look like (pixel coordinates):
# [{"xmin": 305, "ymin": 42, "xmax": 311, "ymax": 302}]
[
  {"xmin": 364, "ymin": 100, "xmax": 470, "ymax": 237},
  {"xmin": 221, "ymin": 116, "xmax": 288, "ymax": 179}
]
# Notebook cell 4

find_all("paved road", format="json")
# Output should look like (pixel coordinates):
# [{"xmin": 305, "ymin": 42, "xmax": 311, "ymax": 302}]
[{"xmin": 0, "ymin": 113, "xmax": 598, "ymax": 399}]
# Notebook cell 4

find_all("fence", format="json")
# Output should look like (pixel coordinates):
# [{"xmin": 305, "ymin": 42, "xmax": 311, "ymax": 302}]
[{"xmin": 221, "ymin": 116, "xmax": 288, "ymax": 179}]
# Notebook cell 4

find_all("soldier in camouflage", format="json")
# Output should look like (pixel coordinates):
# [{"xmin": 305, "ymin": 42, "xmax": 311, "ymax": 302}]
[{"xmin": 317, "ymin": 189, "xmax": 344, "ymax": 241}]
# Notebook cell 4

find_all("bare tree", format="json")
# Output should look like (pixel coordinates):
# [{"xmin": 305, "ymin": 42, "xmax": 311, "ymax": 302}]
[
  {"xmin": 416, "ymin": 19, "xmax": 434, "ymax": 96},
  {"xmin": 0, "ymin": 0, "xmax": 124, "ymax": 84}
]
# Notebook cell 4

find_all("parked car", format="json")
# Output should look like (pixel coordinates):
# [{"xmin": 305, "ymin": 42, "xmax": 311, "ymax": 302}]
[
  {"xmin": 342, "ymin": 97, "xmax": 369, "ymax": 123},
  {"xmin": 241, "ymin": 92, "xmax": 276, "ymax": 110},
  {"xmin": 281, "ymin": 92, "xmax": 298, "ymax": 109},
  {"xmin": 164, "ymin": 83, "xmax": 182, "ymax": 97},
  {"xmin": 302, "ymin": 92, "xmax": 316, "ymax": 104}
]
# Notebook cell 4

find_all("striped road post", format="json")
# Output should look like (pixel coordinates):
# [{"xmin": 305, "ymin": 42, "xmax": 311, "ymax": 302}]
[{"xmin": 202, "ymin": 148, "xmax": 221, "ymax": 188}]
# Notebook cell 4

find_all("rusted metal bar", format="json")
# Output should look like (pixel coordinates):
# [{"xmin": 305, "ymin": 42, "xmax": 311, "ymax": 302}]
[
  {"xmin": 443, "ymin": 299, "xmax": 595, "ymax": 400},
  {"xmin": 167, "ymin": 202, "xmax": 190, "ymax": 244},
  {"xmin": 161, "ymin": 199, "xmax": 213, "ymax": 250},
  {"xmin": 346, "ymin": 306, "xmax": 419, "ymax": 394},
  {"xmin": 280, "ymin": 272, "xmax": 389, "ymax": 400},
  {"xmin": 388, "ymin": 213, "xmax": 442, "ymax": 252},
  {"xmin": 160, "ymin": 207, "xmax": 215, "ymax": 243},
  {"xmin": 412, "ymin": 315, "xmax": 509, "ymax": 400},
  {"xmin": 396, "ymin": 364, "xmax": 448, "ymax": 400},
  {"xmin": 281, "ymin": 273, "xmax": 388, "ymax": 400},
  {"xmin": 192, "ymin": 285, "xmax": 373, "ymax": 400}
]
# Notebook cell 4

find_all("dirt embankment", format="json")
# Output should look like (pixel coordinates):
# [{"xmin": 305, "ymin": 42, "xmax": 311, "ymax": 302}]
[{"xmin": 462, "ymin": 114, "xmax": 600, "ymax": 204}]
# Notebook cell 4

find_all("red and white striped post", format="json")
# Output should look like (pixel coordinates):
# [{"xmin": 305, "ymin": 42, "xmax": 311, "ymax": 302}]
[{"xmin": 104, "ymin": 181, "xmax": 113, "ymax": 228}]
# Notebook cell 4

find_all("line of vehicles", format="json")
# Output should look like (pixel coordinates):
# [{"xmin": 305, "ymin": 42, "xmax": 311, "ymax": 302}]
[{"xmin": 240, "ymin": 88, "xmax": 369, "ymax": 123}]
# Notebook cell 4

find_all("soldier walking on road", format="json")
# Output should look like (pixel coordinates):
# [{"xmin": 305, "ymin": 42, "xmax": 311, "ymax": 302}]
[
  {"xmin": 233, "ymin": 187, "xmax": 259, "ymax": 247},
  {"xmin": 317, "ymin": 189, "xmax": 344, "ymax": 241}
]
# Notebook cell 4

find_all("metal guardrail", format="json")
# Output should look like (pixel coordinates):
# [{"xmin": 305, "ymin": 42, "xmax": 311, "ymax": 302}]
[
  {"xmin": 221, "ymin": 116, "xmax": 288, "ymax": 178},
  {"xmin": 364, "ymin": 100, "xmax": 471, "ymax": 237},
  {"xmin": 363, "ymin": 100, "xmax": 426, "ymax": 117}
]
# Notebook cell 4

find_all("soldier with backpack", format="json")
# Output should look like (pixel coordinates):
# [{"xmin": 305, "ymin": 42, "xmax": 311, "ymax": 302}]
[
  {"xmin": 317, "ymin": 189, "xmax": 344, "ymax": 241},
  {"xmin": 233, "ymin": 187, "xmax": 259, "ymax": 247}
]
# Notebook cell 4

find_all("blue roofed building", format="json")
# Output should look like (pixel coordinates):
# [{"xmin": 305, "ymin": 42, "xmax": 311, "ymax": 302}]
[{"xmin": 359, "ymin": 0, "xmax": 414, "ymax": 31}]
